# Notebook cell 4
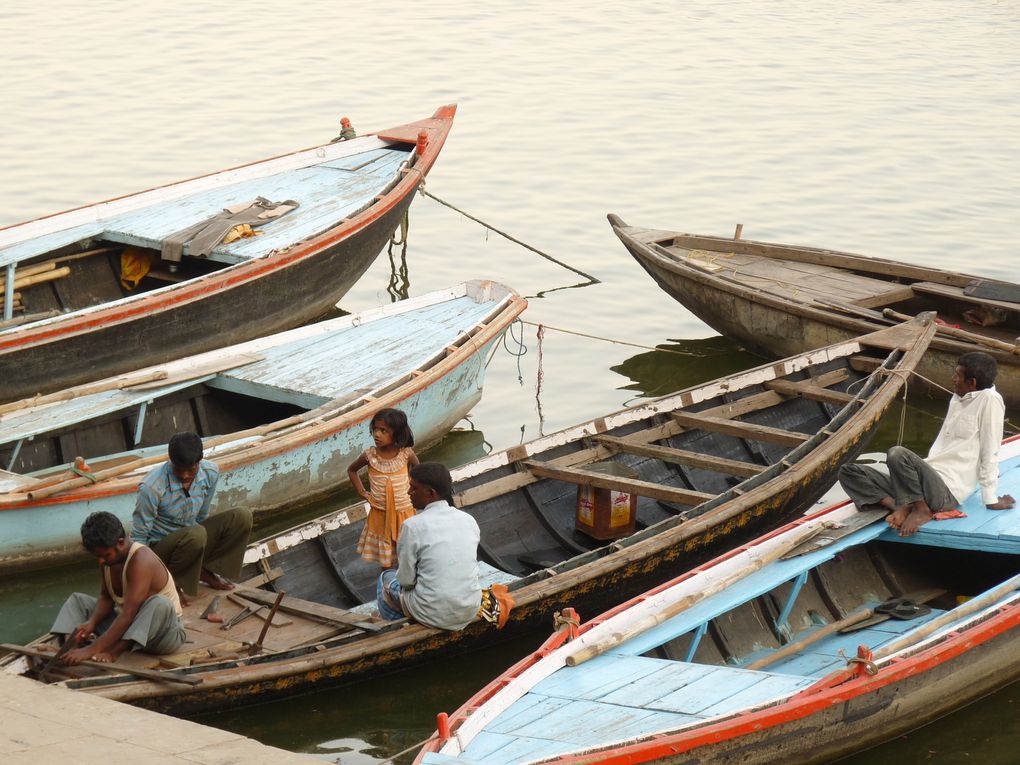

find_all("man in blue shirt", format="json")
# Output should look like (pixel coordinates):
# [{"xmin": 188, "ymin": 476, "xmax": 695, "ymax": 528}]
[{"xmin": 131, "ymin": 432, "xmax": 252, "ymax": 605}]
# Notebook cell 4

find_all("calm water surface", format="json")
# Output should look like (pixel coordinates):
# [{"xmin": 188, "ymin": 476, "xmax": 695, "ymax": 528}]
[{"xmin": 2, "ymin": 2, "xmax": 1018, "ymax": 762}]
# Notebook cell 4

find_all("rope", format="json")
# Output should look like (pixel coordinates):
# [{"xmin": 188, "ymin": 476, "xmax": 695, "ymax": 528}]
[
  {"xmin": 501, "ymin": 319, "xmax": 527, "ymax": 384},
  {"xmin": 536, "ymin": 324, "xmax": 546, "ymax": 435},
  {"xmin": 374, "ymin": 734, "xmax": 438, "ymax": 765},
  {"xmin": 519, "ymin": 319, "xmax": 705, "ymax": 357},
  {"xmin": 420, "ymin": 189, "xmax": 600, "ymax": 284}
]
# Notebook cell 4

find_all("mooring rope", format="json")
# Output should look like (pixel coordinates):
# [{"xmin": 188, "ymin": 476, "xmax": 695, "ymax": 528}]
[
  {"xmin": 420, "ymin": 189, "xmax": 600, "ymax": 284},
  {"xmin": 518, "ymin": 319, "xmax": 706, "ymax": 357}
]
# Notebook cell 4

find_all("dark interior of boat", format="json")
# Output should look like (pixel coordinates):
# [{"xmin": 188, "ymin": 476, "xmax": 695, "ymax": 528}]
[
  {"xmin": 241, "ymin": 349, "xmax": 884, "ymax": 609},
  {"xmin": 2, "ymin": 240, "xmax": 230, "ymax": 327},
  {"xmin": 1, "ymin": 385, "xmax": 304, "ymax": 475},
  {"xmin": 646, "ymin": 540, "xmax": 1019, "ymax": 675}
]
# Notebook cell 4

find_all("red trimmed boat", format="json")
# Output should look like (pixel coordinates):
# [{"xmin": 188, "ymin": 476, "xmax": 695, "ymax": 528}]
[
  {"xmin": 0, "ymin": 106, "xmax": 456, "ymax": 402},
  {"xmin": 417, "ymin": 437, "xmax": 1020, "ymax": 765}
]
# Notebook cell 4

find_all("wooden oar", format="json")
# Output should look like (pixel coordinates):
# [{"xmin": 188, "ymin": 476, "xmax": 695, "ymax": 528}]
[
  {"xmin": 1, "ymin": 643, "xmax": 202, "ymax": 685},
  {"xmin": 565, "ymin": 522, "xmax": 825, "ymax": 666}
]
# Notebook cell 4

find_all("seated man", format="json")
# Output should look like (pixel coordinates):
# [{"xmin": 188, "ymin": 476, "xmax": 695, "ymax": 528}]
[
  {"xmin": 838, "ymin": 351, "xmax": 1015, "ymax": 536},
  {"xmin": 377, "ymin": 462, "xmax": 481, "ymax": 630},
  {"xmin": 131, "ymin": 432, "xmax": 253, "ymax": 605},
  {"xmin": 53, "ymin": 511, "xmax": 186, "ymax": 664}
]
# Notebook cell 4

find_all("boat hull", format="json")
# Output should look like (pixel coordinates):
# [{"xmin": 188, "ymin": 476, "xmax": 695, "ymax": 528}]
[{"xmin": 612, "ymin": 218, "xmax": 1020, "ymax": 406}]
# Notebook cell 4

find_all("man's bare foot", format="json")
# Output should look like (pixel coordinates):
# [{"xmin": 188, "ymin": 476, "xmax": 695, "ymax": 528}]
[
  {"xmin": 200, "ymin": 569, "xmax": 236, "ymax": 591},
  {"xmin": 178, "ymin": 588, "xmax": 192, "ymax": 607},
  {"xmin": 899, "ymin": 505, "xmax": 933, "ymax": 537},
  {"xmin": 886, "ymin": 506, "xmax": 910, "ymax": 529}
]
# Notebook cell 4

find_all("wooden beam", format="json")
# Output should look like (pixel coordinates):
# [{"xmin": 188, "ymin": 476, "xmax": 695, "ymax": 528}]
[
  {"xmin": 851, "ymin": 284, "xmax": 916, "ymax": 310},
  {"xmin": 237, "ymin": 589, "xmax": 385, "ymax": 633},
  {"xmin": 593, "ymin": 435, "xmax": 764, "ymax": 478},
  {"xmin": 669, "ymin": 411, "xmax": 809, "ymax": 447},
  {"xmin": 849, "ymin": 356, "xmax": 882, "ymax": 373},
  {"xmin": 764, "ymin": 378, "xmax": 854, "ymax": 405},
  {"xmin": 523, "ymin": 461, "xmax": 714, "ymax": 506}
]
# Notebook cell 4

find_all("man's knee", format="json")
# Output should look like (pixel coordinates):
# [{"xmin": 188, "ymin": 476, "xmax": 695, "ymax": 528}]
[{"xmin": 886, "ymin": 445, "xmax": 915, "ymax": 466}]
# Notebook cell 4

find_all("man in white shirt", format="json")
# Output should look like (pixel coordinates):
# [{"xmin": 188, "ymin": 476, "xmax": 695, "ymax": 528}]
[
  {"xmin": 376, "ymin": 462, "xmax": 481, "ymax": 630},
  {"xmin": 838, "ymin": 351, "xmax": 1014, "ymax": 536}
]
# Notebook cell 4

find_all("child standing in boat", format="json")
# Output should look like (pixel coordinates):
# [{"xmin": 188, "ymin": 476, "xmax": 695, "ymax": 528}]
[{"xmin": 348, "ymin": 408, "xmax": 420, "ymax": 567}]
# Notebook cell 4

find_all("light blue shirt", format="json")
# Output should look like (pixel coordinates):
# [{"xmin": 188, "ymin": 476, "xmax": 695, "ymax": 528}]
[
  {"xmin": 131, "ymin": 460, "xmax": 220, "ymax": 545},
  {"xmin": 397, "ymin": 499, "xmax": 481, "ymax": 630}
]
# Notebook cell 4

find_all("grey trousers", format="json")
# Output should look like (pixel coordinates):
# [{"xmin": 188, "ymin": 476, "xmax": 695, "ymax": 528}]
[
  {"xmin": 151, "ymin": 507, "xmax": 253, "ymax": 596},
  {"xmin": 838, "ymin": 445, "xmax": 957, "ymax": 511},
  {"xmin": 51, "ymin": 592, "xmax": 186, "ymax": 655}
]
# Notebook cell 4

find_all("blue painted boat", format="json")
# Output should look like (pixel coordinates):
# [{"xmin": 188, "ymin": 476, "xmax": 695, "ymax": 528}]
[
  {"xmin": 0, "ymin": 105, "xmax": 456, "ymax": 403},
  {"xmin": 419, "ymin": 438, "xmax": 1020, "ymax": 765},
  {"xmin": 0, "ymin": 280, "xmax": 525, "ymax": 571}
]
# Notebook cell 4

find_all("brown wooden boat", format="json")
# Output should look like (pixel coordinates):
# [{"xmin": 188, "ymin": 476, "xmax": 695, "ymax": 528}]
[
  {"xmin": 609, "ymin": 214, "xmax": 1020, "ymax": 406},
  {"xmin": 0, "ymin": 315, "xmax": 935, "ymax": 715},
  {"xmin": 0, "ymin": 106, "xmax": 456, "ymax": 403}
]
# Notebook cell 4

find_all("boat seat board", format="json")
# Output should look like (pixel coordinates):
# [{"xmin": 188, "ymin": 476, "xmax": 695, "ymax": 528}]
[
  {"xmin": 456, "ymin": 657, "xmax": 814, "ymax": 764},
  {"xmin": 209, "ymin": 295, "xmax": 500, "ymax": 405},
  {"xmin": 101, "ymin": 147, "xmax": 410, "ymax": 264},
  {"xmin": 912, "ymin": 281, "xmax": 1020, "ymax": 313}
]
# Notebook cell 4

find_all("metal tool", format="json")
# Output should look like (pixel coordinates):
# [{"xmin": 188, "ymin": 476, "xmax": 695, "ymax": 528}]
[
  {"xmin": 248, "ymin": 591, "xmax": 286, "ymax": 656},
  {"xmin": 220, "ymin": 602, "xmax": 266, "ymax": 631}
]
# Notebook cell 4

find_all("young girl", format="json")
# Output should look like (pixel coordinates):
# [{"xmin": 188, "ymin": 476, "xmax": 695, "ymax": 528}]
[{"xmin": 348, "ymin": 408, "xmax": 420, "ymax": 567}]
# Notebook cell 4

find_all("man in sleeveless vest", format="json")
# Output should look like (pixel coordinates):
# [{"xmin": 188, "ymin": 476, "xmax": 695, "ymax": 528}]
[
  {"xmin": 131, "ymin": 431, "xmax": 253, "ymax": 605},
  {"xmin": 52, "ymin": 511, "xmax": 186, "ymax": 664}
]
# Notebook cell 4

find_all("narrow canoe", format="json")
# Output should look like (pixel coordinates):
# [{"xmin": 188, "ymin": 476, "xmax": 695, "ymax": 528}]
[
  {"xmin": 0, "ymin": 105, "xmax": 456, "ymax": 402},
  {"xmin": 609, "ymin": 214, "xmax": 1020, "ymax": 406},
  {"xmin": 419, "ymin": 437, "xmax": 1020, "ymax": 765},
  {"xmin": 0, "ymin": 280, "xmax": 525, "ymax": 571},
  {"xmin": 0, "ymin": 314, "xmax": 934, "ymax": 714}
]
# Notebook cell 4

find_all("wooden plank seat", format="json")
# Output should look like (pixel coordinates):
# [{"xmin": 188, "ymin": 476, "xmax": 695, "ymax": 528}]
[
  {"xmin": 101, "ymin": 147, "xmax": 410, "ymax": 265},
  {"xmin": 911, "ymin": 281, "xmax": 1020, "ymax": 313},
  {"xmin": 237, "ymin": 588, "xmax": 387, "ymax": 633},
  {"xmin": 669, "ymin": 411, "xmax": 810, "ymax": 447},
  {"xmin": 593, "ymin": 436, "xmax": 764, "ymax": 478},
  {"xmin": 522, "ymin": 461, "xmax": 715, "ymax": 506},
  {"xmin": 763, "ymin": 379, "xmax": 854, "ymax": 405}
]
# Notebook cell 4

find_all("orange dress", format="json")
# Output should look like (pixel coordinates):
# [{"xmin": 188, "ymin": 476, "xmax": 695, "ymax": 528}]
[{"xmin": 356, "ymin": 446, "xmax": 415, "ymax": 566}]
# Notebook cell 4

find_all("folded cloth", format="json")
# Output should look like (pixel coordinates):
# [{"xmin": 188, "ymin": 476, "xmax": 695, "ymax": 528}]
[
  {"xmin": 478, "ymin": 583, "xmax": 515, "ymax": 629},
  {"xmin": 162, "ymin": 197, "xmax": 299, "ymax": 262},
  {"xmin": 932, "ymin": 508, "xmax": 967, "ymax": 521}
]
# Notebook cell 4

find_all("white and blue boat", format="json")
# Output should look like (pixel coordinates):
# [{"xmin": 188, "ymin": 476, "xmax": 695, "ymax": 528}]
[
  {"xmin": 0, "ymin": 280, "xmax": 525, "ymax": 571},
  {"xmin": 419, "ymin": 438, "xmax": 1020, "ymax": 765},
  {"xmin": 0, "ymin": 105, "xmax": 456, "ymax": 402}
]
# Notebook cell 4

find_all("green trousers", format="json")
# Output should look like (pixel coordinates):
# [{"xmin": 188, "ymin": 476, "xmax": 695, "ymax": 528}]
[{"xmin": 151, "ymin": 507, "xmax": 253, "ymax": 596}]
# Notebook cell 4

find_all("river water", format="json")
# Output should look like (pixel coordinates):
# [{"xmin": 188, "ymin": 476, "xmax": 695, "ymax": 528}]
[{"xmin": 2, "ymin": 2, "xmax": 1018, "ymax": 762}]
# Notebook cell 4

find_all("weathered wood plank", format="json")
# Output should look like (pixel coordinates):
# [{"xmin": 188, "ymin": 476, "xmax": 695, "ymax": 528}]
[
  {"xmin": 237, "ymin": 589, "xmax": 385, "ymax": 633},
  {"xmin": 593, "ymin": 436, "xmax": 764, "ymax": 478},
  {"xmin": 764, "ymin": 378, "xmax": 854, "ymax": 405},
  {"xmin": 669, "ymin": 411, "xmax": 809, "ymax": 447},
  {"xmin": 522, "ymin": 461, "xmax": 714, "ymax": 506}
]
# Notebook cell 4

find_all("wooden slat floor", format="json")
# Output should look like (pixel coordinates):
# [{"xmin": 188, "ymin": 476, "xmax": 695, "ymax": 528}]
[{"xmin": 104, "ymin": 147, "xmax": 409, "ymax": 263}]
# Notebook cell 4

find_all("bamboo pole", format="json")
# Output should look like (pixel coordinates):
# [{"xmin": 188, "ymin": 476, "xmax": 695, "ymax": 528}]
[
  {"xmin": 11, "ymin": 262, "xmax": 57, "ymax": 280},
  {"xmin": 872, "ymin": 573, "xmax": 1020, "ymax": 661},
  {"xmin": 745, "ymin": 608, "xmax": 876, "ymax": 671},
  {"xmin": 12, "ymin": 266, "xmax": 71, "ymax": 290},
  {"xmin": 0, "ymin": 370, "xmax": 169, "ymax": 417},
  {"xmin": 26, "ymin": 458, "xmax": 148, "ymax": 500},
  {"xmin": 565, "ymin": 522, "xmax": 825, "ymax": 666}
]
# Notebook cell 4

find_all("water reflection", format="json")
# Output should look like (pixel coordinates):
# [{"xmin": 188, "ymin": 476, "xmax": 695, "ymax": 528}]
[{"xmin": 611, "ymin": 336, "xmax": 762, "ymax": 400}]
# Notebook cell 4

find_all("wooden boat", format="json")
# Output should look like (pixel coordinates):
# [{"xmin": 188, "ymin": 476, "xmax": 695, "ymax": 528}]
[
  {"xmin": 0, "ymin": 106, "xmax": 456, "ymax": 403},
  {"xmin": 417, "ymin": 437, "xmax": 1020, "ymax": 765},
  {"xmin": 0, "ymin": 280, "xmax": 525, "ymax": 571},
  {"xmin": 609, "ymin": 214, "xmax": 1020, "ymax": 406},
  {"xmin": 0, "ymin": 315, "xmax": 934, "ymax": 714}
]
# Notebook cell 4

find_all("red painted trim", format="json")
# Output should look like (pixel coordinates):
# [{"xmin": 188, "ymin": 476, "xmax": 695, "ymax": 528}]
[{"xmin": 0, "ymin": 106, "xmax": 456, "ymax": 353}]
